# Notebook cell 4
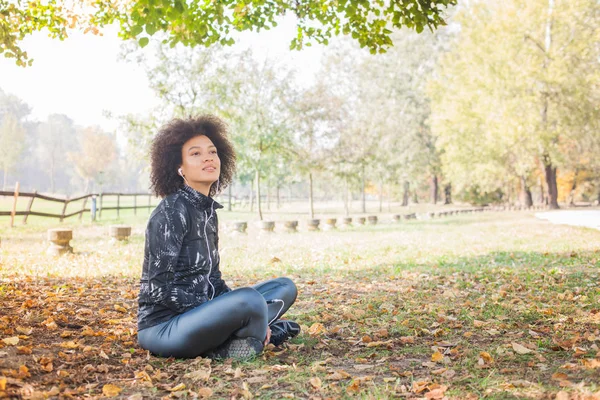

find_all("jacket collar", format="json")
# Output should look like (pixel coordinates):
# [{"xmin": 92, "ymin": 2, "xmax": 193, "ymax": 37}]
[{"xmin": 179, "ymin": 185, "xmax": 223, "ymax": 211}]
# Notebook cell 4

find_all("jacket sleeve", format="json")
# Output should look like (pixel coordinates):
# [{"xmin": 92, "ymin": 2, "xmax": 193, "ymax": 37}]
[
  {"xmin": 211, "ymin": 213, "xmax": 232, "ymax": 297},
  {"xmin": 145, "ymin": 206, "xmax": 199, "ymax": 313}
]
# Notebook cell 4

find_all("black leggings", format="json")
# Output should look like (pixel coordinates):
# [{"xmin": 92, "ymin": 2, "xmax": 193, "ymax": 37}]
[{"xmin": 138, "ymin": 277, "xmax": 297, "ymax": 358}]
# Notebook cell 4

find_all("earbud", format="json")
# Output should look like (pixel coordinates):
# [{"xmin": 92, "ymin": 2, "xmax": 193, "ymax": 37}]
[{"xmin": 178, "ymin": 168, "xmax": 183, "ymax": 177}]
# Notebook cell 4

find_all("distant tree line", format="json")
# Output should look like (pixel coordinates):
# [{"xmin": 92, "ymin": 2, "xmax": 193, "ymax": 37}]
[{"xmin": 1, "ymin": 0, "xmax": 598, "ymax": 215}]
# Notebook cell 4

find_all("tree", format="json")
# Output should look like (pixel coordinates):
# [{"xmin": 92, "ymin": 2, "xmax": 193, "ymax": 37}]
[
  {"xmin": 289, "ymin": 81, "xmax": 342, "ymax": 218},
  {"xmin": 429, "ymin": 0, "xmax": 600, "ymax": 208},
  {"xmin": 0, "ymin": 112, "xmax": 25, "ymax": 189},
  {"xmin": 69, "ymin": 127, "xmax": 117, "ymax": 193},
  {"xmin": 3, "ymin": 0, "xmax": 456, "ymax": 66},
  {"xmin": 36, "ymin": 114, "xmax": 76, "ymax": 193}
]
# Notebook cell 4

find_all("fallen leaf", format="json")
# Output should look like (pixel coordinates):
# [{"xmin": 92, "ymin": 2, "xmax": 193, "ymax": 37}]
[
  {"xmin": 551, "ymin": 372, "xmax": 569, "ymax": 381},
  {"xmin": 479, "ymin": 352, "xmax": 494, "ymax": 364},
  {"xmin": 2, "ymin": 336, "xmax": 19, "ymax": 346},
  {"xmin": 346, "ymin": 379, "xmax": 361, "ymax": 394},
  {"xmin": 16, "ymin": 346, "xmax": 32, "ymax": 354},
  {"xmin": 309, "ymin": 377, "xmax": 322, "ymax": 389},
  {"xmin": 197, "ymin": 387, "xmax": 213, "ymax": 398},
  {"xmin": 102, "ymin": 384, "xmax": 122, "ymax": 397},
  {"xmin": 431, "ymin": 351, "xmax": 444, "ymax": 363},
  {"xmin": 167, "ymin": 383, "xmax": 186, "ymax": 392},
  {"xmin": 114, "ymin": 304, "xmax": 128, "ymax": 313},
  {"xmin": 183, "ymin": 366, "xmax": 211, "ymax": 382},
  {"xmin": 512, "ymin": 342, "xmax": 533, "ymax": 355},
  {"xmin": 16, "ymin": 327, "xmax": 33, "ymax": 335},
  {"xmin": 400, "ymin": 336, "xmax": 415, "ymax": 344},
  {"xmin": 308, "ymin": 323, "xmax": 326, "ymax": 336}
]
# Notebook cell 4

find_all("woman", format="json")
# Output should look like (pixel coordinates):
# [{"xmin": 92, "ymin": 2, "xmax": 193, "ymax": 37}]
[{"xmin": 137, "ymin": 115, "xmax": 300, "ymax": 359}]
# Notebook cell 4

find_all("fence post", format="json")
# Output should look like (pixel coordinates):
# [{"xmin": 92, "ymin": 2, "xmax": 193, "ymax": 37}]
[
  {"xmin": 23, "ymin": 190, "xmax": 36, "ymax": 224},
  {"xmin": 60, "ymin": 196, "xmax": 69, "ymax": 222},
  {"xmin": 117, "ymin": 194, "xmax": 120, "ymax": 218},
  {"xmin": 10, "ymin": 182, "xmax": 20, "ymax": 228},
  {"xmin": 91, "ymin": 195, "xmax": 97, "ymax": 222},
  {"xmin": 99, "ymin": 193, "xmax": 103, "ymax": 220},
  {"xmin": 134, "ymin": 194, "xmax": 137, "ymax": 216}
]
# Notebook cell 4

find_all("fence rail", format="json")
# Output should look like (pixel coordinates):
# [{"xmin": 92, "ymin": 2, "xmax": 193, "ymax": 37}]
[{"xmin": 0, "ymin": 188, "xmax": 158, "ymax": 226}]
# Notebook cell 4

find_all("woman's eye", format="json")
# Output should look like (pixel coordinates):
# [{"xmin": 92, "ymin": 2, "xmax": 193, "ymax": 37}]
[
  {"xmin": 211, "ymin": 150, "xmax": 218, "ymax": 154},
  {"xmin": 192, "ymin": 152, "xmax": 200, "ymax": 156}
]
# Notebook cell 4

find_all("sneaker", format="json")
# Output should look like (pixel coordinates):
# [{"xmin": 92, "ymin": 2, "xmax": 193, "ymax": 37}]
[
  {"xmin": 204, "ymin": 336, "xmax": 264, "ymax": 360},
  {"xmin": 269, "ymin": 320, "xmax": 300, "ymax": 347}
]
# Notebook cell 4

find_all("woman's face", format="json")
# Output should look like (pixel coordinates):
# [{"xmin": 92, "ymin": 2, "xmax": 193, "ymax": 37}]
[{"xmin": 180, "ymin": 135, "xmax": 221, "ymax": 196}]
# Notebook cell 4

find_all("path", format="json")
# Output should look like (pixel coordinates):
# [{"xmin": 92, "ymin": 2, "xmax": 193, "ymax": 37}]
[{"xmin": 535, "ymin": 209, "xmax": 600, "ymax": 231}]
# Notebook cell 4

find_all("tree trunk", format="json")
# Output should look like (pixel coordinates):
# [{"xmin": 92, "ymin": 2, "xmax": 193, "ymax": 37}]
[
  {"xmin": 402, "ymin": 181, "xmax": 409, "ymax": 206},
  {"xmin": 228, "ymin": 183, "xmax": 232, "ymax": 211},
  {"xmin": 378, "ymin": 180, "xmax": 383, "ymax": 213},
  {"xmin": 444, "ymin": 183, "xmax": 452, "ymax": 205},
  {"xmin": 568, "ymin": 169, "xmax": 579, "ymax": 206},
  {"xmin": 344, "ymin": 177, "xmax": 350, "ymax": 217},
  {"xmin": 430, "ymin": 175, "xmax": 438, "ymax": 204},
  {"xmin": 250, "ymin": 178, "xmax": 255, "ymax": 212},
  {"xmin": 412, "ymin": 191, "xmax": 419, "ymax": 204},
  {"xmin": 539, "ymin": 176, "xmax": 545, "ymax": 204},
  {"xmin": 542, "ymin": 154, "xmax": 559, "ymax": 209},
  {"xmin": 308, "ymin": 171, "xmax": 314, "ymax": 219},
  {"xmin": 361, "ymin": 164, "xmax": 366, "ymax": 213},
  {"xmin": 255, "ymin": 169, "xmax": 263, "ymax": 220},
  {"xmin": 266, "ymin": 179, "xmax": 271, "ymax": 211},
  {"xmin": 519, "ymin": 176, "xmax": 533, "ymax": 207},
  {"xmin": 388, "ymin": 183, "xmax": 392, "ymax": 212}
]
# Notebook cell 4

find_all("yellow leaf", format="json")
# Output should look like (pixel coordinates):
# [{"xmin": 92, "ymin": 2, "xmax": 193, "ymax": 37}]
[
  {"xmin": 2, "ymin": 336, "xmax": 19, "ymax": 346},
  {"xmin": 167, "ymin": 383, "xmax": 186, "ymax": 392},
  {"xmin": 16, "ymin": 346, "xmax": 32, "ymax": 354},
  {"xmin": 361, "ymin": 335, "xmax": 372, "ymax": 343},
  {"xmin": 473, "ymin": 320, "xmax": 485, "ymax": 328},
  {"xmin": 511, "ymin": 342, "xmax": 533, "ymax": 354},
  {"xmin": 197, "ymin": 387, "xmax": 213, "ymax": 398},
  {"xmin": 0, "ymin": 376, "xmax": 6, "ymax": 391},
  {"xmin": 114, "ymin": 304, "xmax": 128, "ymax": 313},
  {"xmin": 479, "ymin": 351, "xmax": 494, "ymax": 364},
  {"xmin": 16, "ymin": 326, "xmax": 33, "ymax": 335},
  {"xmin": 309, "ymin": 377, "xmax": 322, "ymax": 389},
  {"xmin": 431, "ymin": 351, "xmax": 444, "ymax": 363},
  {"xmin": 308, "ymin": 323, "xmax": 326, "ymax": 336},
  {"xmin": 102, "ymin": 383, "xmax": 122, "ymax": 397},
  {"xmin": 60, "ymin": 341, "xmax": 79, "ymax": 349}
]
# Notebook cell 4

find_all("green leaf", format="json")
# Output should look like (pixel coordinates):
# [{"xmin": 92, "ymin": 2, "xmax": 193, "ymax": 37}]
[
  {"xmin": 138, "ymin": 37, "xmax": 149, "ymax": 47},
  {"xmin": 131, "ymin": 25, "xmax": 143, "ymax": 36}
]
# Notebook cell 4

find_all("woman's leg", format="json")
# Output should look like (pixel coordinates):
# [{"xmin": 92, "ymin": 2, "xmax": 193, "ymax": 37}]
[
  {"xmin": 252, "ymin": 277, "xmax": 298, "ymax": 324},
  {"xmin": 138, "ymin": 287, "xmax": 268, "ymax": 358}
]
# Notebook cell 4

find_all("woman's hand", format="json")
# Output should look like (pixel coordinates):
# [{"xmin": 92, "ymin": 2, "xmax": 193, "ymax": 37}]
[{"xmin": 264, "ymin": 327, "xmax": 271, "ymax": 346}]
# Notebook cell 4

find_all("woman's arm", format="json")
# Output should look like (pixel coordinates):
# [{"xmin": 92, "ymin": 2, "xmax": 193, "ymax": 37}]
[{"xmin": 145, "ymin": 206, "xmax": 200, "ymax": 313}]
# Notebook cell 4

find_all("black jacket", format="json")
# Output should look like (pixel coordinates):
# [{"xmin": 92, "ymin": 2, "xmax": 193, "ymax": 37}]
[{"xmin": 137, "ymin": 185, "xmax": 231, "ymax": 331}]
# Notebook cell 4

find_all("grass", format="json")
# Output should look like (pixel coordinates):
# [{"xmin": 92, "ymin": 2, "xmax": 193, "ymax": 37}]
[{"xmin": 0, "ymin": 209, "xmax": 599, "ymax": 398}]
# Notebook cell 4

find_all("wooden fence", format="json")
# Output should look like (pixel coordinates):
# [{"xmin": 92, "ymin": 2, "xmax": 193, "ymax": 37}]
[{"xmin": 0, "ymin": 185, "xmax": 157, "ymax": 226}]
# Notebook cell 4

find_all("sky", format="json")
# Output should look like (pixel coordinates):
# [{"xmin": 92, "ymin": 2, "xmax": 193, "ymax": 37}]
[{"xmin": 0, "ymin": 16, "xmax": 323, "ymax": 132}]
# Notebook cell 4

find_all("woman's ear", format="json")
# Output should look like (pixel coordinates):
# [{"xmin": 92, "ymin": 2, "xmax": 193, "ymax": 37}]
[{"xmin": 178, "ymin": 167, "xmax": 184, "ymax": 177}]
